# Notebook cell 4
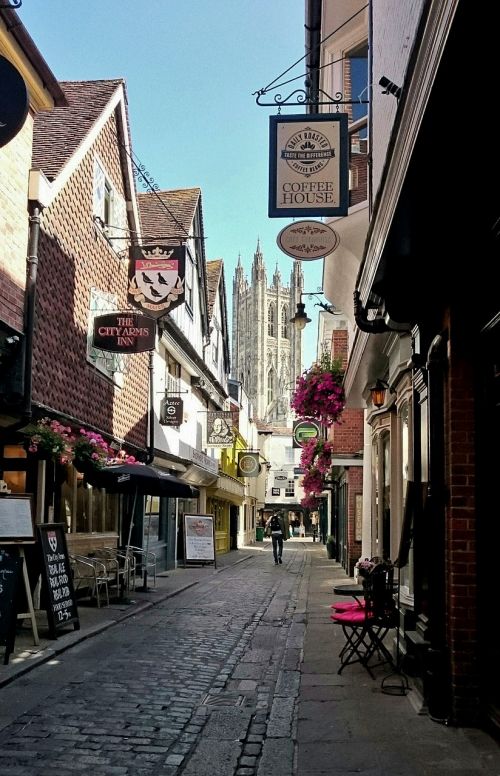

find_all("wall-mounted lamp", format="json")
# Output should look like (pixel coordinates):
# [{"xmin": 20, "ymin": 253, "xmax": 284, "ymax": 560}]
[
  {"xmin": 369, "ymin": 379, "xmax": 389, "ymax": 408},
  {"xmin": 290, "ymin": 291, "xmax": 336, "ymax": 330},
  {"xmin": 379, "ymin": 76, "xmax": 402, "ymax": 100}
]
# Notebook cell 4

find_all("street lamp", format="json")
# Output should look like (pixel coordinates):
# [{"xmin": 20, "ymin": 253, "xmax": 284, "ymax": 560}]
[
  {"xmin": 289, "ymin": 302, "xmax": 311, "ymax": 331},
  {"xmin": 290, "ymin": 291, "xmax": 336, "ymax": 331}
]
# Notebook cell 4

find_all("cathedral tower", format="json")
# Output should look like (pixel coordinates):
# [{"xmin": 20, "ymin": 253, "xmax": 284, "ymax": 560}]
[{"xmin": 231, "ymin": 241, "xmax": 304, "ymax": 424}]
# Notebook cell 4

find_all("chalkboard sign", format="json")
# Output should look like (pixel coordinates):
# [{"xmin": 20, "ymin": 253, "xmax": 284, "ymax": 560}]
[
  {"xmin": 37, "ymin": 524, "xmax": 79, "ymax": 638},
  {"xmin": 0, "ymin": 550, "xmax": 23, "ymax": 664}
]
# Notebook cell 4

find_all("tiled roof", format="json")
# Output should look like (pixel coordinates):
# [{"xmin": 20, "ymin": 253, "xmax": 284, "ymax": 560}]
[
  {"xmin": 137, "ymin": 188, "xmax": 201, "ymax": 243},
  {"xmin": 206, "ymin": 259, "xmax": 222, "ymax": 318},
  {"xmin": 32, "ymin": 79, "xmax": 123, "ymax": 179}
]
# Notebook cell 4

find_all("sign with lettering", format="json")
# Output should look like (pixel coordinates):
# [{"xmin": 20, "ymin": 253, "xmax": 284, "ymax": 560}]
[
  {"xmin": 277, "ymin": 220, "xmax": 340, "ymax": 261},
  {"xmin": 128, "ymin": 244, "xmax": 186, "ymax": 318},
  {"xmin": 93, "ymin": 312, "xmax": 156, "ymax": 353},
  {"xmin": 160, "ymin": 396, "xmax": 183, "ymax": 426},
  {"xmin": 269, "ymin": 113, "xmax": 348, "ymax": 218},
  {"xmin": 0, "ymin": 551, "xmax": 22, "ymax": 664},
  {"xmin": 206, "ymin": 411, "xmax": 234, "ymax": 448},
  {"xmin": 273, "ymin": 469, "xmax": 289, "ymax": 485},
  {"xmin": 184, "ymin": 514, "xmax": 215, "ymax": 564},
  {"xmin": 237, "ymin": 452, "xmax": 260, "ymax": 478},
  {"xmin": 37, "ymin": 524, "xmax": 80, "ymax": 638}
]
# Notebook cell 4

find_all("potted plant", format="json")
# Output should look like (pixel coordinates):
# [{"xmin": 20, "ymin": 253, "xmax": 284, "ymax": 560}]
[
  {"xmin": 326, "ymin": 535, "xmax": 336, "ymax": 559},
  {"xmin": 24, "ymin": 418, "xmax": 74, "ymax": 464},
  {"xmin": 291, "ymin": 353, "xmax": 345, "ymax": 426}
]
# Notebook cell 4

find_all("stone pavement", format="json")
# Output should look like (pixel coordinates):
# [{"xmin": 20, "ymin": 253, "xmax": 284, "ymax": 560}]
[{"xmin": 1, "ymin": 538, "xmax": 499, "ymax": 775}]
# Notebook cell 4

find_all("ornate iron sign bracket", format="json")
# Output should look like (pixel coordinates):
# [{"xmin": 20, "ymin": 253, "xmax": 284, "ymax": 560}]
[{"xmin": 254, "ymin": 87, "xmax": 368, "ymax": 109}]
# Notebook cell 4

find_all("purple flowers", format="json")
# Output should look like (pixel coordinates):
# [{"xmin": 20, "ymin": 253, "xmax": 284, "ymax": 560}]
[{"xmin": 291, "ymin": 355, "xmax": 345, "ymax": 425}]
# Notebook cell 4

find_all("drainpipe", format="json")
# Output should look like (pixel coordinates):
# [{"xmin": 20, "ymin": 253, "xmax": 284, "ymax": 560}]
[
  {"xmin": 3, "ymin": 203, "xmax": 43, "ymax": 434},
  {"xmin": 22, "ymin": 203, "xmax": 42, "ymax": 423},
  {"xmin": 145, "ymin": 349, "xmax": 155, "ymax": 464},
  {"xmin": 424, "ymin": 332, "xmax": 451, "ymax": 723}
]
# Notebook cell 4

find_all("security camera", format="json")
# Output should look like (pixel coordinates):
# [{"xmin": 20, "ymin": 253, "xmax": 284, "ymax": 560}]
[{"xmin": 379, "ymin": 76, "xmax": 402, "ymax": 99}]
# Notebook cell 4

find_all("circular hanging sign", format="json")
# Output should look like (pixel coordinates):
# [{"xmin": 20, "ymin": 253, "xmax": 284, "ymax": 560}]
[
  {"xmin": 0, "ymin": 56, "xmax": 29, "ymax": 148},
  {"xmin": 277, "ymin": 220, "xmax": 340, "ymax": 261},
  {"xmin": 293, "ymin": 419, "xmax": 321, "ymax": 448}
]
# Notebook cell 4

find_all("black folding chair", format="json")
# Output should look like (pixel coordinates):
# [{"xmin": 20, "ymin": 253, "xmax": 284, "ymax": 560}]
[{"xmin": 332, "ymin": 564, "xmax": 397, "ymax": 678}]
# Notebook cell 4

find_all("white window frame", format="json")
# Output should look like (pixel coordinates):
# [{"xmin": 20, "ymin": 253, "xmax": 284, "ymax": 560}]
[{"xmin": 87, "ymin": 287, "xmax": 125, "ymax": 387}]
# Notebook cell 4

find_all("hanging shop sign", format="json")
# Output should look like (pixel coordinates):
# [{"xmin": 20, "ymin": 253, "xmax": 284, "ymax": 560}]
[
  {"xmin": 273, "ymin": 469, "xmax": 289, "ymax": 486},
  {"xmin": 160, "ymin": 396, "xmax": 183, "ymax": 426},
  {"xmin": 268, "ymin": 113, "xmax": 348, "ymax": 218},
  {"xmin": 93, "ymin": 312, "xmax": 156, "ymax": 353},
  {"xmin": 0, "ymin": 56, "xmax": 29, "ymax": 148},
  {"xmin": 128, "ymin": 244, "xmax": 186, "ymax": 318},
  {"xmin": 293, "ymin": 419, "xmax": 321, "ymax": 448},
  {"xmin": 206, "ymin": 411, "xmax": 234, "ymax": 448},
  {"xmin": 277, "ymin": 220, "xmax": 340, "ymax": 261},
  {"xmin": 237, "ymin": 452, "xmax": 260, "ymax": 478}
]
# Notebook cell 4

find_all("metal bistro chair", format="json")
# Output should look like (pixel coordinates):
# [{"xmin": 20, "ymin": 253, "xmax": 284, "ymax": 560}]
[
  {"xmin": 127, "ymin": 546, "xmax": 157, "ymax": 588},
  {"xmin": 331, "ymin": 564, "xmax": 398, "ymax": 678},
  {"xmin": 70, "ymin": 554, "xmax": 110, "ymax": 608},
  {"xmin": 94, "ymin": 547, "xmax": 131, "ymax": 596}
]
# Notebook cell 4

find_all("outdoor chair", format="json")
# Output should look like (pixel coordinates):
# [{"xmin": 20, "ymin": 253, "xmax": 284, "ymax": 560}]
[
  {"xmin": 331, "ymin": 564, "xmax": 397, "ymax": 678},
  {"xmin": 70, "ymin": 554, "xmax": 110, "ymax": 608},
  {"xmin": 94, "ymin": 547, "xmax": 130, "ymax": 595},
  {"xmin": 127, "ymin": 545, "xmax": 157, "ymax": 588}
]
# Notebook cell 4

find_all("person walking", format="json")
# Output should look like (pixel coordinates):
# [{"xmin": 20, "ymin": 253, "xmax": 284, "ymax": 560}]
[{"xmin": 265, "ymin": 511, "xmax": 289, "ymax": 564}]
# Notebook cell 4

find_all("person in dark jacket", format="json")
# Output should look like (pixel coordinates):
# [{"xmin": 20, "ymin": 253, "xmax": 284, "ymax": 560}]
[{"xmin": 265, "ymin": 511, "xmax": 289, "ymax": 564}]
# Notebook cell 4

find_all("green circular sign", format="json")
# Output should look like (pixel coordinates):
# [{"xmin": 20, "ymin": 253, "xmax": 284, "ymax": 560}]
[{"xmin": 293, "ymin": 420, "xmax": 321, "ymax": 447}]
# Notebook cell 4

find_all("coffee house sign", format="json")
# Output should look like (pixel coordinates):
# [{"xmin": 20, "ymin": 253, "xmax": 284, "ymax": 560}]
[{"xmin": 268, "ymin": 113, "xmax": 348, "ymax": 218}]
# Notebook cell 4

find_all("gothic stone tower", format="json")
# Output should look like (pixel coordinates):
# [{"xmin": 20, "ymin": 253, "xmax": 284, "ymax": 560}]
[{"xmin": 231, "ymin": 240, "xmax": 304, "ymax": 424}]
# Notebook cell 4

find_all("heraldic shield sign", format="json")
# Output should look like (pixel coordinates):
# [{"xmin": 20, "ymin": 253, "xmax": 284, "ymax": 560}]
[{"xmin": 128, "ymin": 244, "xmax": 186, "ymax": 318}]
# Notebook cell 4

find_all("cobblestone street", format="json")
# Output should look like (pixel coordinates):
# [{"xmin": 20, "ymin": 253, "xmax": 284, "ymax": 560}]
[
  {"xmin": 0, "ymin": 544, "xmax": 306, "ymax": 776},
  {"xmin": 1, "ymin": 542, "xmax": 499, "ymax": 776}
]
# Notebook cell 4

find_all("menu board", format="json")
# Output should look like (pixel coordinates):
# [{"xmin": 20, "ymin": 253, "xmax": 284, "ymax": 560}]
[
  {"xmin": 184, "ymin": 514, "xmax": 216, "ymax": 565},
  {"xmin": 0, "ymin": 551, "xmax": 22, "ymax": 664},
  {"xmin": 37, "ymin": 524, "xmax": 80, "ymax": 638},
  {"xmin": 0, "ymin": 496, "xmax": 35, "ymax": 542}
]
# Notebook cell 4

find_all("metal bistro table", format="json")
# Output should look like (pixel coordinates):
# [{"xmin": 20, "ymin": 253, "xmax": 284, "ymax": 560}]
[{"xmin": 333, "ymin": 582, "xmax": 365, "ymax": 605}]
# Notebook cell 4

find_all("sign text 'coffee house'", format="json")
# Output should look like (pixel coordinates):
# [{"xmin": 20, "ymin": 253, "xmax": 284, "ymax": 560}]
[{"xmin": 268, "ymin": 113, "xmax": 348, "ymax": 218}]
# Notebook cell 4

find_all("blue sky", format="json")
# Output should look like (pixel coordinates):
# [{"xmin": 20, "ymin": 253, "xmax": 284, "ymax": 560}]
[{"xmin": 18, "ymin": 0, "xmax": 324, "ymax": 366}]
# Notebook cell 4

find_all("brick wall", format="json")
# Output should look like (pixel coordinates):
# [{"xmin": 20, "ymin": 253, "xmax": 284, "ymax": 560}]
[
  {"xmin": 0, "ymin": 115, "xmax": 33, "ymax": 332},
  {"xmin": 446, "ymin": 314, "xmax": 480, "ymax": 724},
  {"xmin": 32, "ymin": 113, "xmax": 148, "ymax": 449}
]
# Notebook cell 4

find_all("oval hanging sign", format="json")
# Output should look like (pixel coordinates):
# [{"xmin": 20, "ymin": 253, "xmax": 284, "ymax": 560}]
[
  {"xmin": 276, "ymin": 220, "xmax": 340, "ymax": 261},
  {"xmin": 0, "ymin": 56, "xmax": 29, "ymax": 148}
]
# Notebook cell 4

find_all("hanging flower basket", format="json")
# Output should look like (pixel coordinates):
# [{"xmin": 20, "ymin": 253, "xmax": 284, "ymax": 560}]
[
  {"xmin": 23, "ymin": 418, "xmax": 74, "ymax": 465},
  {"xmin": 301, "ymin": 467, "xmax": 325, "ymax": 497},
  {"xmin": 300, "ymin": 438, "xmax": 334, "ymax": 473},
  {"xmin": 301, "ymin": 493, "xmax": 321, "ymax": 510},
  {"xmin": 72, "ymin": 430, "xmax": 112, "ymax": 473},
  {"xmin": 291, "ymin": 353, "xmax": 345, "ymax": 426}
]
